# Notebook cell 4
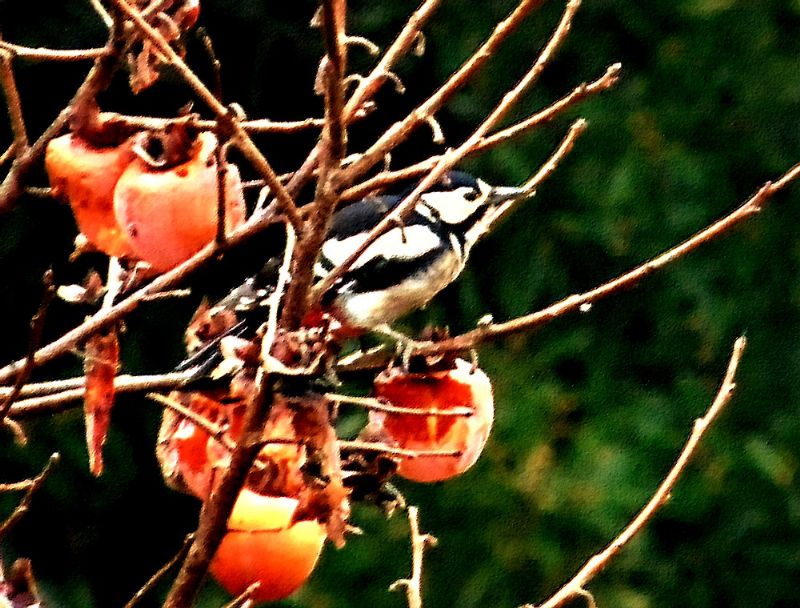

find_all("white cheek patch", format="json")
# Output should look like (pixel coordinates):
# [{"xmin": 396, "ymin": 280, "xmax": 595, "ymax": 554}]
[
  {"xmin": 419, "ymin": 186, "xmax": 489, "ymax": 224},
  {"xmin": 321, "ymin": 224, "xmax": 442, "ymax": 270}
]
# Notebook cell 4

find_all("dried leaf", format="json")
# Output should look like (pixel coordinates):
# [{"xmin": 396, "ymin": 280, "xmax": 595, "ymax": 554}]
[{"xmin": 83, "ymin": 328, "xmax": 120, "ymax": 476}]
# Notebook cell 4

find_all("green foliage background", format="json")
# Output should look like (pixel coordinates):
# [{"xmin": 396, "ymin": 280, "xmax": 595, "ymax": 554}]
[{"xmin": 1, "ymin": 1, "xmax": 800, "ymax": 606}]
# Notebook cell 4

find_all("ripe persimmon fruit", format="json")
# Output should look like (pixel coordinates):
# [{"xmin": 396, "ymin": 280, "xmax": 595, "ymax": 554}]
[
  {"xmin": 45, "ymin": 133, "xmax": 136, "ymax": 257},
  {"xmin": 113, "ymin": 131, "xmax": 246, "ymax": 272},
  {"xmin": 210, "ymin": 489, "xmax": 326, "ymax": 603},
  {"xmin": 372, "ymin": 358, "xmax": 494, "ymax": 482}
]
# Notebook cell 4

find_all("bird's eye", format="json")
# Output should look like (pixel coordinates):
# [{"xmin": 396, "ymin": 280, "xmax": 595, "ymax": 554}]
[{"xmin": 464, "ymin": 190, "xmax": 480, "ymax": 202}]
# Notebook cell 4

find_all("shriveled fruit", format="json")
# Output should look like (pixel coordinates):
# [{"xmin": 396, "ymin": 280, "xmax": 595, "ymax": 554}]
[
  {"xmin": 113, "ymin": 131, "xmax": 246, "ymax": 272},
  {"xmin": 45, "ymin": 133, "xmax": 135, "ymax": 257},
  {"xmin": 210, "ymin": 489, "xmax": 326, "ymax": 603},
  {"xmin": 372, "ymin": 358, "xmax": 494, "ymax": 482}
]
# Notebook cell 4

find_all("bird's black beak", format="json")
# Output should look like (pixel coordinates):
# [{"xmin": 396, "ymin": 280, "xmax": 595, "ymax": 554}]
[{"xmin": 484, "ymin": 186, "xmax": 532, "ymax": 232}]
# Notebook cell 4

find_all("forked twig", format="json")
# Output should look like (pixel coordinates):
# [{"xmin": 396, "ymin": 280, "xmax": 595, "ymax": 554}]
[
  {"xmin": 389, "ymin": 506, "xmax": 437, "ymax": 608},
  {"xmin": 529, "ymin": 336, "xmax": 747, "ymax": 608},
  {"xmin": 0, "ymin": 453, "xmax": 59, "ymax": 539}
]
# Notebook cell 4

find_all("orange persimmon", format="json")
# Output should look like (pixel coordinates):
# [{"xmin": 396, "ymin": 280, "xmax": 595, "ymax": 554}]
[
  {"xmin": 45, "ymin": 133, "xmax": 136, "ymax": 257},
  {"xmin": 372, "ymin": 358, "xmax": 494, "ymax": 482},
  {"xmin": 113, "ymin": 131, "xmax": 246, "ymax": 272},
  {"xmin": 210, "ymin": 489, "xmax": 326, "ymax": 603}
]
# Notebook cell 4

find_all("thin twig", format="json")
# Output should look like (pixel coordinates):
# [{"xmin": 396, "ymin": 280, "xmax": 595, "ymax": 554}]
[
  {"xmin": 0, "ymin": 41, "xmax": 107, "ymax": 62},
  {"xmin": 412, "ymin": 161, "xmax": 800, "ymax": 355},
  {"xmin": 107, "ymin": 0, "xmax": 303, "ymax": 231},
  {"xmin": 123, "ymin": 533, "xmax": 195, "ymax": 608},
  {"xmin": 389, "ymin": 506, "xmax": 437, "ymax": 608},
  {"xmin": 327, "ymin": 393, "xmax": 474, "ymax": 417},
  {"xmin": 0, "ymin": 479, "xmax": 35, "ymax": 493},
  {"xmin": 221, "ymin": 582, "xmax": 261, "ymax": 608},
  {"xmin": 529, "ymin": 336, "xmax": 747, "ymax": 608},
  {"xmin": 97, "ymin": 112, "xmax": 326, "ymax": 133},
  {"xmin": 339, "ymin": 440, "xmax": 461, "ymax": 459},
  {"xmin": 341, "ymin": 63, "xmax": 620, "ymax": 202},
  {"xmin": 0, "ymin": 144, "xmax": 14, "ymax": 168},
  {"xmin": 3, "ymin": 370, "xmax": 192, "ymax": 404},
  {"xmin": 520, "ymin": 118, "xmax": 587, "ymax": 192},
  {"xmin": 88, "ymin": 0, "xmax": 114, "ymax": 28},
  {"xmin": 262, "ymin": 222, "xmax": 297, "ymax": 359},
  {"xmin": 314, "ymin": 0, "xmax": 581, "ymax": 299},
  {"xmin": 146, "ymin": 393, "xmax": 237, "ymax": 452},
  {"xmin": 0, "ymin": 271, "xmax": 56, "ymax": 423},
  {"xmin": 0, "ymin": 49, "xmax": 29, "ymax": 155},
  {"xmin": 0, "ymin": 453, "xmax": 59, "ymax": 539}
]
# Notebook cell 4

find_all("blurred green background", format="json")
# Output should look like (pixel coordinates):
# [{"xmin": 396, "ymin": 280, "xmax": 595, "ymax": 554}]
[{"xmin": 1, "ymin": 0, "xmax": 800, "ymax": 606}]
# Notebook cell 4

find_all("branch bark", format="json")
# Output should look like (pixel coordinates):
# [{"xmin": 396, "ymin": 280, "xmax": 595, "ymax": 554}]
[{"xmin": 529, "ymin": 336, "xmax": 747, "ymax": 608}]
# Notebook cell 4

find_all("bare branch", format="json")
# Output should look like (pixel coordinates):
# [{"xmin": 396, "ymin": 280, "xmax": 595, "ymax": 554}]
[
  {"xmin": 340, "ymin": 62, "xmax": 620, "ymax": 201},
  {"xmin": 314, "ymin": 0, "xmax": 581, "ymax": 300},
  {"xmin": 321, "ymin": 0, "xmax": 348, "ymax": 164},
  {"xmin": 389, "ymin": 506, "xmax": 437, "ymax": 608},
  {"xmin": 92, "ymin": 112, "xmax": 326, "ymax": 133},
  {"xmin": 0, "ymin": 49, "xmax": 29, "ymax": 155},
  {"xmin": 0, "ymin": 271, "xmax": 56, "ymax": 423},
  {"xmin": 530, "ymin": 336, "xmax": 747, "ymax": 608},
  {"xmin": 345, "ymin": 0, "xmax": 442, "ymax": 121},
  {"xmin": 414, "ymin": 161, "xmax": 800, "ymax": 355},
  {"xmin": 0, "ymin": 41, "xmax": 107, "ymax": 62},
  {"xmin": 520, "ymin": 118, "xmax": 587, "ymax": 192},
  {"xmin": 278, "ymin": 0, "xmax": 348, "ymax": 327}
]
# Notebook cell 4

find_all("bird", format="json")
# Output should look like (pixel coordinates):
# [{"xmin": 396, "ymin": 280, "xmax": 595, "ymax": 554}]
[{"xmin": 178, "ymin": 171, "xmax": 528, "ymax": 377}]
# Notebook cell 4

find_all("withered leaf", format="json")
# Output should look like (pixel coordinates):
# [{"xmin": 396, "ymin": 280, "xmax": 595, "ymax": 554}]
[{"xmin": 83, "ymin": 328, "xmax": 120, "ymax": 476}]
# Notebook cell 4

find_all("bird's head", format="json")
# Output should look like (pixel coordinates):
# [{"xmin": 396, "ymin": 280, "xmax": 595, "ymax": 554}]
[{"xmin": 417, "ymin": 171, "xmax": 529, "ymax": 250}]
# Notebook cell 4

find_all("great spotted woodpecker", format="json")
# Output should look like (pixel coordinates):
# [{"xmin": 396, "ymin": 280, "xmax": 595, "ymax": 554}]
[{"xmin": 180, "ymin": 171, "xmax": 526, "ymax": 375}]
